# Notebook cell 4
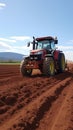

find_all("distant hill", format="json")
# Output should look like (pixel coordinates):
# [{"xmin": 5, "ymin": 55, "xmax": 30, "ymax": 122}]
[{"xmin": 0, "ymin": 52, "xmax": 25, "ymax": 61}]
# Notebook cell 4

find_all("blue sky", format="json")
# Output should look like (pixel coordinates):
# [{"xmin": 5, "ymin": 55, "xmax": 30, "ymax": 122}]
[{"xmin": 0, "ymin": 0, "xmax": 73, "ymax": 61}]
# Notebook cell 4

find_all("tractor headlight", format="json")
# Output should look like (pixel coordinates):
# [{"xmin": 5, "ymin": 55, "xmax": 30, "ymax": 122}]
[
  {"xmin": 34, "ymin": 57, "xmax": 38, "ymax": 60},
  {"xmin": 30, "ymin": 57, "xmax": 33, "ymax": 60},
  {"xmin": 34, "ymin": 51, "xmax": 43, "ymax": 55}
]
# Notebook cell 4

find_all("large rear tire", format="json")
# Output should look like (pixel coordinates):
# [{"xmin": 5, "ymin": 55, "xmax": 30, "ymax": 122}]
[
  {"xmin": 58, "ymin": 53, "xmax": 65, "ymax": 73},
  {"xmin": 43, "ymin": 57, "xmax": 55, "ymax": 76},
  {"xmin": 20, "ymin": 59, "xmax": 32, "ymax": 76}
]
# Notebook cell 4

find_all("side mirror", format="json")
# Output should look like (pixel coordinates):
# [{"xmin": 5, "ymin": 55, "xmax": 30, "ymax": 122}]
[
  {"xmin": 55, "ymin": 40, "xmax": 58, "ymax": 44},
  {"xmin": 27, "ymin": 42, "xmax": 30, "ymax": 47}
]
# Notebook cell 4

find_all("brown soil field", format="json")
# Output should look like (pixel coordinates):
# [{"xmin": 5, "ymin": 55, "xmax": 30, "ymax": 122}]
[{"xmin": 0, "ymin": 64, "xmax": 73, "ymax": 130}]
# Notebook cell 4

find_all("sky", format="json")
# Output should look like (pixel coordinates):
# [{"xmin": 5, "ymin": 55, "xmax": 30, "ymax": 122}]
[{"xmin": 0, "ymin": 0, "xmax": 73, "ymax": 61}]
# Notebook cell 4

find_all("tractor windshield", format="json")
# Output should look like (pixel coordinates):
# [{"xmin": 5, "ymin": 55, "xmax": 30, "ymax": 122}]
[{"xmin": 37, "ymin": 40, "xmax": 55, "ymax": 50}]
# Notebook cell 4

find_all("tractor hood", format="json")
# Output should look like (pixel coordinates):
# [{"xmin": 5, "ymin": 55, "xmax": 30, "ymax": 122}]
[{"xmin": 30, "ymin": 49, "xmax": 44, "ymax": 55}]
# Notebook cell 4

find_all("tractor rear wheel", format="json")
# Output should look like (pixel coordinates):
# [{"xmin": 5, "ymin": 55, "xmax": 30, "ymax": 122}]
[
  {"xmin": 58, "ymin": 53, "xmax": 65, "ymax": 73},
  {"xmin": 20, "ymin": 59, "xmax": 32, "ymax": 76},
  {"xmin": 43, "ymin": 57, "xmax": 55, "ymax": 76}
]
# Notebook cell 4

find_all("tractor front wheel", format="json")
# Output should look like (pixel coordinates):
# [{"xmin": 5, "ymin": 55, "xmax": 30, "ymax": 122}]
[
  {"xmin": 20, "ymin": 59, "xmax": 32, "ymax": 76},
  {"xmin": 43, "ymin": 57, "xmax": 55, "ymax": 76}
]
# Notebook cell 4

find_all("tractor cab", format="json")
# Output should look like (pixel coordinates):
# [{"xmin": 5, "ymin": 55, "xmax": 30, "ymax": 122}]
[
  {"xmin": 28, "ymin": 36, "xmax": 58, "ymax": 55},
  {"xmin": 36, "ymin": 36, "xmax": 58, "ymax": 49},
  {"xmin": 36, "ymin": 37, "xmax": 57, "ymax": 52}
]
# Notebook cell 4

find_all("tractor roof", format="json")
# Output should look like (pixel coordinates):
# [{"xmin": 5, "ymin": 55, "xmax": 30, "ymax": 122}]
[{"xmin": 36, "ymin": 36, "xmax": 55, "ymax": 42}]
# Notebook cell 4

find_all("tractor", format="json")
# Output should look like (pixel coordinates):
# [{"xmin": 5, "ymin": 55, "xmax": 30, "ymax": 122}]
[{"xmin": 20, "ymin": 36, "xmax": 66, "ymax": 76}]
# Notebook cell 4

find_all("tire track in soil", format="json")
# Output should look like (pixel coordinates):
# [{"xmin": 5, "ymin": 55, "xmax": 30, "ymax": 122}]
[
  {"xmin": 0, "ymin": 71, "xmax": 72, "ymax": 126},
  {"xmin": 0, "ymin": 76, "xmax": 62, "ymax": 126},
  {"xmin": 0, "ymin": 77, "xmax": 71, "ymax": 130},
  {"xmin": 15, "ymin": 78, "xmax": 72, "ymax": 130},
  {"xmin": 0, "ymin": 64, "xmax": 73, "ymax": 130},
  {"xmin": 50, "ymin": 81, "xmax": 73, "ymax": 130}
]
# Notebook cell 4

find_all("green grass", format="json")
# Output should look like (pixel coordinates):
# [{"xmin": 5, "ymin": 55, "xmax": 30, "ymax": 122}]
[
  {"xmin": 0, "ymin": 63, "xmax": 20, "ymax": 65},
  {"xmin": 0, "ymin": 61, "xmax": 21, "ymax": 65}
]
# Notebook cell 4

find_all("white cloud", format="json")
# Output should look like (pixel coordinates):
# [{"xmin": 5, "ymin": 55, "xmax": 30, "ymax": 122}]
[
  {"xmin": 11, "ymin": 36, "xmax": 32, "ymax": 41},
  {"xmin": 64, "ymin": 51, "xmax": 73, "ymax": 61},
  {"xmin": 0, "ymin": 36, "xmax": 32, "ymax": 44},
  {"xmin": 58, "ymin": 45, "xmax": 73, "ymax": 61},
  {"xmin": 0, "ymin": 38, "xmax": 16, "ymax": 43},
  {"xmin": 0, "ymin": 36, "xmax": 32, "ymax": 55},
  {"xmin": 0, "ymin": 41, "xmax": 12, "ymax": 49},
  {"xmin": 14, "ymin": 45, "xmax": 28, "ymax": 50},
  {"xmin": 12, "ymin": 45, "xmax": 31, "ymax": 55},
  {"xmin": 58, "ymin": 45, "xmax": 73, "ymax": 50},
  {"xmin": 0, "ymin": 42, "xmax": 21, "ymax": 53},
  {"xmin": 0, "ymin": 3, "xmax": 6, "ymax": 9}
]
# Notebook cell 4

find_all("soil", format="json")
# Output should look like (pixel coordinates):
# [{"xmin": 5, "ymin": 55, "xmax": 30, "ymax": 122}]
[{"xmin": 0, "ymin": 63, "xmax": 73, "ymax": 130}]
